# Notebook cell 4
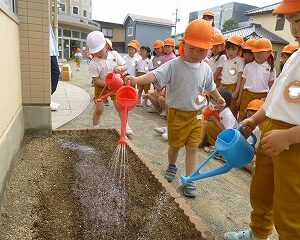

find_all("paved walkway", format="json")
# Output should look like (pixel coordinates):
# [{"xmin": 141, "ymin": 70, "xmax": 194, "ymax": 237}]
[{"xmin": 51, "ymin": 80, "xmax": 90, "ymax": 129}]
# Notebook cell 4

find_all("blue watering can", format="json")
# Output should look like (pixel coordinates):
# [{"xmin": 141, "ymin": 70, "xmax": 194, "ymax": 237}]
[{"xmin": 181, "ymin": 125, "xmax": 257, "ymax": 186}]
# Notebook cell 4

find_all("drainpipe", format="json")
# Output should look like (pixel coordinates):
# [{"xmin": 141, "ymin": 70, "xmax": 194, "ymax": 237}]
[{"xmin": 53, "ymin": 0, "xmax": 58, "ymax": 41}]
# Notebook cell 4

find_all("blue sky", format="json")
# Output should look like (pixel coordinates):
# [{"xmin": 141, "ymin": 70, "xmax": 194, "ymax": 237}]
[{"xmin": 92, "ymin": 0, "xmax": 280, "ymax": 33}]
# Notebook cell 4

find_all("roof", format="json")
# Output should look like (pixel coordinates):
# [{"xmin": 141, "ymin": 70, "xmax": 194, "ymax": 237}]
[
  {"xmin": 223, "ymin": 23, "xmax": 288, "ymax": 45},
  {"xmin": 123, "ymin": 13, "xmax": 175, "ymax": 27},
  {"xmin": 245, "ymin": 2, "xmax": 280, "ymax": 16}
]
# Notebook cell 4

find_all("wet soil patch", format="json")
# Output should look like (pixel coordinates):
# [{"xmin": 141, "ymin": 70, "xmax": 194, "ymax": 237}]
[{"xmin": 0, "ymin": 129, "xmax": 202, "ymax": 239}]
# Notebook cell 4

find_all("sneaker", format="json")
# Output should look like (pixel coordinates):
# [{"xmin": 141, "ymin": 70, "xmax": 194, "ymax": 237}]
[
  {"xmin": 183, "ymin": 182, "xmax": 197, "ymax": 197},
  {"xmin": 136, "ymin": 100, "xmax": 142, "ymax": 107},
  {"xmin": 224, "ymin": 229, "xmax": 269, "ymax": 240},
  {"xmin": 126, "ymin": 124, "xmax": 133, "ymax": 136},
  {"xmin": 104, "ymin": 100, "xmax": 109, "ymax": 106},
  {"xmin": 162, "ymin": 132, "xmax": 168, "ymax": 141},
  {"xmin": 154, "ymin": 127, "xmax": 167, "ymax": 135},
  {"xmin": 50, "ymin": 102, "xmax": 59, "ymax": 111},
  {"xmin": 142, "ymin": 99, "xmax": 148, "ymax": 107},
  {"xmin": 160, "ymin": 111, "xmax": 166, "ymax": 117},
  {"xmin": 164, "ymin": 165, "xmax": 178, "ymax": 182},
  {"xmin": 147, "ymin": 107, "xmax": 160, "ymax": 113}
]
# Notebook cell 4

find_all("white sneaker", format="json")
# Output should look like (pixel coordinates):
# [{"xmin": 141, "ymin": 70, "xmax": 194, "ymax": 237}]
[
  {"xmin": 224, "ymin": 229, "xmax": 269, "ymax": 240},
  {"xmin": 126, "ymin": 124, "xmax": 133, "ymax": 136},
  {"xmin": 50, "ymin": 102, "xmax": 59, "ymax": 111},
  {"xmin": 162, "ymin": 132, "xmax": 168, "ymax": 141},
  {"xmin": 154, "ymin": 127, "xmax": 167, "ymax": 134},
  {"xmin": 160, "ymin": 111, "xmax": 166, "ymax": 117},
  {"xmin": 147, "ymin": 107, "xmax": 160, "ymax": 113}
]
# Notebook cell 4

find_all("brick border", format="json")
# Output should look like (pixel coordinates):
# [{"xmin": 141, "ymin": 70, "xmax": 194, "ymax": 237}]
[{"xmin": 53, "ymin": 128, "xmax": 215, "ymax": 240}]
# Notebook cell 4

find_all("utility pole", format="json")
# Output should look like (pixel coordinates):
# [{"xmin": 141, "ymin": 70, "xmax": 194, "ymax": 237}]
[{"xmin": 174, "ymin": 8, "xmax": 180, "ymax": 35}]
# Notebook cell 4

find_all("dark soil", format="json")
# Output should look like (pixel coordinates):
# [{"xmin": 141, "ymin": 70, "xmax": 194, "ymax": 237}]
[{"xmin": 0, "ymin": 129, "xmax": 203, "ymax": 240}]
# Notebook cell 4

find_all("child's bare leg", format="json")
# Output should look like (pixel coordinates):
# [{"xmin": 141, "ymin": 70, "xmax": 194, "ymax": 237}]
[
  {"xmin": 145, "ymin": 92, "xmax": 160, "ymax": 109},
  {"xmin": 137, "ymin": 89, "xmax": 143, "ymax": 105},
  {"xmin": 93, "ymin": 101, "xmax": 104, "ymax": 126},
  {"xmin": 168, "ymin": 146, "xmax": 180, "ymax": 165},
  {"xmin": 184, "ymin": 146, "xmax": 198, "ymax": 175},
  {"xmin": 112, "ymin": 100, "xmax": 122, "ymax": 120}
]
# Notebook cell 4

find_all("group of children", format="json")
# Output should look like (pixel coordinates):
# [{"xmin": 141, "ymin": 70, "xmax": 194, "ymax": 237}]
[{"xmin": 85, "ymin": 0, "xmax": 300, "ymax": 237}]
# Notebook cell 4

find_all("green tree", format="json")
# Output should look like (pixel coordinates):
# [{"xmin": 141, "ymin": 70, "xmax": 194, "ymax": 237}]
[{"xmin": 222, "ymin": 18, "xmax": 239, "ymax": 32}]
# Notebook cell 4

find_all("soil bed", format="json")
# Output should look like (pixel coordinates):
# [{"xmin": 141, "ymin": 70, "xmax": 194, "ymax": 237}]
[{"xmin": 0, "ymin": 129, "xmax": 203, "ymax": 240}]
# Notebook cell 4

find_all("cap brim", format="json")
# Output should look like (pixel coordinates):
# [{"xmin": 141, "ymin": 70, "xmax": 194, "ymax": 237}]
[
  {"xmin": 252, "ymin": 48, "xmax": 270, "ymax": 52},
  {"xmin": 185, "ymin": 39, "xmax": 212, "ymax": 50},
  {"xmin": 273, "ymin": 2, "xmax": 300, "ymax": 14}
]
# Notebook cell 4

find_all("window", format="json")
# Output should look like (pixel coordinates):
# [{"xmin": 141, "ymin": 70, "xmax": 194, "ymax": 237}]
[
  {"xmin": 58, "ymin": 28, "xmax": 62, "ymax": 37},
  {"xmin": 83, "ymin": 9, "xmax": 87, "ymax": 17},
  {"xmin": 72, "ymin": 6, "xmax": 79, "ymax": 15},
  {"xmin": 63, "ymin": 29, "xmax": 71, "ymax": 37},
  {"xmin": 275, "ymin": 14, "xmax": 285, "ymax": 31},
  {"xmin": 81, "ymin": 32, "xmax": 88, "ymax": 39},
  {"xmin": 59, "ymin": 3, "xmax": 65, "ymax": 12},
  {"xmin": 72, "ymin": 31, "xmax": 80, "ymax": 38},
  {"xmin": 102, "ymin": 27, "xmax": 113, "ymax": 38},
  {"xmin": 127, "ymin": 26, "xmax": 133, "ymax": 37},
  {"xmin": 0, "ymin": 0, "xmax": 18, "ymax": 15}
]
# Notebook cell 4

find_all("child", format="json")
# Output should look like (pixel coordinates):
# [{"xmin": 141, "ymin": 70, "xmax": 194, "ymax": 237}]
[
  {"xmin": 242, "ymin": 38, "xmax": 256, "ymax": 64},
  {"xmin": 136, "ymin": 46, "xmax": 154, "ymax": 107},
  {"xmin": 224, "ymin": 1, "xmax": 300, "ymax": 239},
  {"xmin": 86, "ymin": 31, "xmax": 133, "ymax": 135},
  {"xmin": 202, "ymin": 11, "xmax": 222, "ymax": 34},
  {"xmin": 129, "ymin": 39, "xmax": 142, "ymax": 60},
  {"xmin": 219, "ymin": 35, "xmax": 245, "ymax": 117},
  {"xmin": 208, "ymin": 34, "xmax": 227, "ymax": 87},
  {"xmin": 199, "ymin": 88, "xmax": 237, "ymax": 152},
  {"xmin": 237, "ymin": 38, "xmax": 276, "ymax": 122},
  {"xmin": 125, "ymin": 19, "xmax": 226, "ymax": 197},
  {"xmin": 74, "ymin": 48, "xmax": 82, "ymax": 71},
  {"xmin": 152, "ymin": 40, "xmax": 164, "ymax": 69},
  {"xmin": 279, "ymin": 42, "xmax": 299, "ymax": 73},
  {"xmin": 161, "ymin": 38, "xmax": 176, "ymax": 64},
  {"xmin": 123, "ymin": 41, "xmax": 139, "ymax": 77}
]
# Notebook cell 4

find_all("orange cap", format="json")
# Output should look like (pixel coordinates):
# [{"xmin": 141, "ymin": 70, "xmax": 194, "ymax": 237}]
[
  {"xmin": 212, "ymin": 34, "xmax": 225, "ymax": 45},
  {"xmin": 282, "ymin": 42, "xmax": 299, "ymax": 53},
  {"xmin": 128, "ymin": 42, "xmax": 138, "ymax": 50},
  {"xmin": 130, "ymin": 39, "xmax": 140, "ymax": 47},
  {"xmin": 184, "ymin": 19, "xmax": 213, "ymax": 49},
  {"xmin": 252, "ymin": 38, "xmax": 272, "ymax": 52},
  {"xmin": 242, "ymin": 38, "xmax": 257, "ymax": 51},
  {"xmin": 164, "ymin": 38, "xmax": 175, "ymax": 47},
  {"xmin": 153, "ymin": 40, "xmax": 164, "ymax": 49},
  {"xmin": 246, "ymin": 99, "xmax": 264, "ymax": 111},
  {"xmin": 227, "ymin": 35, "xmax": 244, "ymax": 47},
  {"xmin": 273, "ymin": 0, "xmax": 300, "ymax": 14},
  {"xmin": 203, "ymin": 10, "xmax": 214, "ymax": 17}
]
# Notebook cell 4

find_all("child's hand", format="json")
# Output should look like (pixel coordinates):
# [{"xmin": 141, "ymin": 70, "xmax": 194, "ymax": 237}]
[
  {"xmin": 240, "ymin": 117, "xmax": 257, "ymax": 138},
  {"xmin": 232, "ymin": 91, "xmax": 238, "ymax": 99},
  {"xmin": 216, "ymin": 97, "xmax": 226, "ymax": 110},
  {"xmin": 236, "ymin": 97, "xmax": 241, "ymax": 107},
  {"xmin": 113, "ymin": 66, "xmax": 122, "ymax": 74},
  {"xmin": 261, "ymin": 129, "xmax": 290, "ymax": 157},
  {"xmin": 124, "ymin": 75, "xmax": 138, "ymax": 85}
]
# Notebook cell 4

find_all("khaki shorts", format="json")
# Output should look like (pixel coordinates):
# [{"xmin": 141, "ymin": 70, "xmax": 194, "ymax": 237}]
[
  {"xmin": 137, "ymin": 72, "xmax": 151, "ymax": 92},
  {"xmin": 167, "ymin": 108, "xmax": 202, "ymax": 148},
  {"xmin": 94, "ymin": 84, "xmax": 116, "ymax": 101},
  {"xmin": 239, "ymin": 89, "xmax": 267, "ymax": 116},
  {"xmin": 219, "ymin": 83, "xmax": 238, "ymax": 117}
]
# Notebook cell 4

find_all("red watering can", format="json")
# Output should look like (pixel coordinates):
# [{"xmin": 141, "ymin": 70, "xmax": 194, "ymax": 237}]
[
  {"xmin": 116, "ymin": 80, "xmax": 138, "ymax": 145},
  {"xmin": 94, "ymin": 72, "xmax": 124, "ymax": 103}
]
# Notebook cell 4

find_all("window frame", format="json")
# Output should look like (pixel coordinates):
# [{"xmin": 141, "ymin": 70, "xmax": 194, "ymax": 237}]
[
  {"xmin": 72, "ymin": 5, "xmax": 79, "ymax": 15},
  {"xmin": 127, "ymin": 26, "xmax": 133, "ymax": 37},
  {"xmin": 275, "ymin": 14, "xmax": 285, "ymax": 31},
  {"xmin": 59, "ymin": 3, "xmax": 66, "ymax": 12},
  {"xmin": 102, "ymin": 27, "xmax": 113, "ymax": 38}
]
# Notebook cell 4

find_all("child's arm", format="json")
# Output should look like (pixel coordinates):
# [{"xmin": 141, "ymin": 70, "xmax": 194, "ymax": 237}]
[
  {"xmin": 114, "ymin": 65, "xmax": 127, "ymax": 74},
  {"xmin": 209, "ymin": 115, "xmax": 224, "ymax": 131},
  {"xmin": 261, "ymin": 125, "xmax": 300, "ymax": 157},
  {"xmin": 237, "ymin": 77, "xmax": 246, "ymax": 106},
  {"xmin": 213, "ymin": 67, "xmax": 222, "ymax": 82},
  {"xmin": 209, "ymin": 89, "xmax": 226, "ymax": 108},
  {"xmin": 241, "ymin": 106, "xmax": 267, "ymax": 137},
  {"xmin": 125, "ymin": 72, "xmax": 156, "ymax": 85},
  {"xmin": 233, "ymin": 72, "xmax": 243, "ymax": 99},
  {"xmin": 93, "ymin": 77, "xmax": 105, "ymax": 87}
]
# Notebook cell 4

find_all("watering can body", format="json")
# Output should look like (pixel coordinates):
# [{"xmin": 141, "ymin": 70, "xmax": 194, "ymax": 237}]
[{"xmin": 181, "ymin": 125, "xmax": 257, "ymax": 185}]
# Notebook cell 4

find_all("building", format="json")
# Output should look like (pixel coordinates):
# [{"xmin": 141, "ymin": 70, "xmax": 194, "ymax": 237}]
[
  {"xmin": 123, "ymin": 13, "xmax": 175, "ymax": 50},
  {"xmin": 57, "ymin": 0, "xmax": 100, "ymax": 59},
  {"xmin": 94, "ymin": 20, "xmax": 126, "ymax": 53},
  {"xmin": 189, "ymin": 2, "xmax": 257, "ymax": 31}
]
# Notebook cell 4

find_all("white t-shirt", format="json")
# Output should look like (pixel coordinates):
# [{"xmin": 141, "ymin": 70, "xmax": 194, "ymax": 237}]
[
  {"xmin": 152, "ymin": 55, "xmax": 164, "ymax": 69},
  {"xmin": 136, "ymin": 58, "xmax": 154, "ymax": 73},
  {"xmin": 74, "ymin": 52, "xmax": 82, "ymax": 59},
  {"xmin": 123, "ymin": 55, "xmax": 139, "ymax": 76},
  {"xmin": 221, "ymin": 56, "xmax": 245, "ymax": 84},
  {"xmin": 208, "ymin": 54, "xmax": 227, "ymax": 74},
  {"xmin": 247, "ymin": 126, "xmax": 261, "ymax": 150},
  {"xmin": 242, "ymin": 61, "xmax": 276, "ymax": 93},
  {"xmin": 264, "ymin": 49, "xmax": 300, "ymax": 125},
  {"xmin": 88, "ymin": 51, "xmax": 126, "ymax": 80},
  {"xmin": 152, "ymin": 57, "xmax": 216, "ymax": 111},
  {"xmin": 220, "ymin": 107, "xmax": 238, "ymax": 129}
]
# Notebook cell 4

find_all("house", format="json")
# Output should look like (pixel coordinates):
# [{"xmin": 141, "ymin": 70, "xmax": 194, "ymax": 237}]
[
  {"xmin": 57, "ymin": 0, "xmax": 100, "ymax": 59},
  {"xmin": 223, "ymin": 23, "xmax": 288, "ymax": 73},
  {"xmin": 245, "ymin": 2, "xmax": 294, "ymax": 43},
  {"xmin": 123, "ymin": 13, "xmax": 175, "ymax": 50},
  {"xmin": 189, "ymin": 2, "xmax": 258, "ymax": 31},
  {"xmin": 94, "ymin": 20, "xmax": 126, "ymax": 53}
]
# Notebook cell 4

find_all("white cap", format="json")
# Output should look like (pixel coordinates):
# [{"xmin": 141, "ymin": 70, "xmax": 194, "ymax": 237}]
[{"xmin": 87, "ymin": 31, "xmax": 106, "ymax": 54}]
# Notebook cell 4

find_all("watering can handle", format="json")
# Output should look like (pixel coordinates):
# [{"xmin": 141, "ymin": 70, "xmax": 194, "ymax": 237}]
[{"xmin": 236, "ymin": 125, "xmax": 257, "ymax": 148}]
